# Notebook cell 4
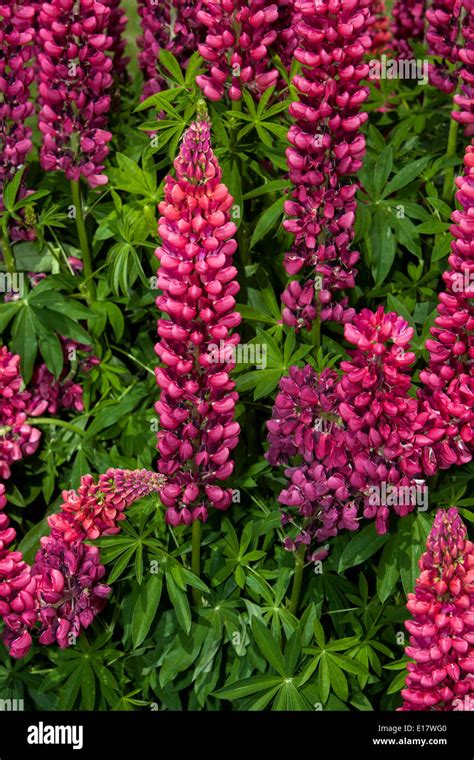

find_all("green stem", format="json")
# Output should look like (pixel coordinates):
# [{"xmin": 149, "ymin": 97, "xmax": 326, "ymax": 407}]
[
  {"xmin": 191, "ymin": 519, "xmax": 202, "ymax": 606},
  {"xmin": 27, "ymin": 417, "xmax": 86, "ymax": 436},
  {"xmin": 314, "ymin": 307, "xmax": 321, "ymax": 353},
  {"xmin": 289, "ymin": 547, "xmax": 305, "ymax": 616},
  {"xmin": 1, "ymin": 220, "xmax": 15, "ymax": 274},
  {"xmin": 111, "ymin": 345, "xmax": 155, "ymax": 376},
  {"xmin": 70, "ymin": 180, "xmax": 95, "ymax": 302},
  {"xmin": 442, "ymin": 116, "xmax": 459, "ymax": 202}
]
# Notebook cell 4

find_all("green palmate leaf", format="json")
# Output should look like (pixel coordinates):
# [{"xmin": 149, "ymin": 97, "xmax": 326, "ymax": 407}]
[
  {"xmin": 251, "ymin": 618, "xmax": 287, "ymax": 676},
  {"xmin": 373, "ymin": 146, "xmax": 393, "ymax": 199},
  {"xmin": 38, "ymin": 332, "xmax": 64, "ymax": 380},
  {"xmin": 387, "ymin": 668, "xmax": 409, "ymax": 695},
  {"xmin": 318, "ymin": 655, "xmax": 331, "ymax": 703},
  {"xmin": 158, "ymin": 50, "xmax": 185, "ymax": 84},
  {"xmin": 107, "ymin": 546, "xmax": 135, "ymax": 584},
  {"xmin": 243, "ymin": 180, "xmax": 291, "ymax": 200},
  {"xmin": 80, "ymin": 663, "xmax": 96, "ymax": 711},
  {"xmin": 327, "ymin": 657, "xmax": 348, "ymax": 702},
  {"xmin": 400, "ymin": 512, "xmax": 431, "ymax": 596},
  {"xmin": 58, "ymin": 670, "xmax": 82, "ymax": 711},
  {"xmin": 370, "ymin": 207, "xmax": 395, "ymax": 286},
  {"xmin": 376, "ymin": 527, "xmax": 404, "ymax": 603},
  {"xmin": 250, "ymin": 196, "xmax": 286, "ymax": 248},
  {"xmin": 272, "ymin": 681, "xmax": 310, "ymax": 711},
  {"xmin": 386, "ymin": 295, "xmax": 415, "ymax": 328},
  {"xmin": 32, "ymin": 307, "xmax": 91, "ymax": 345},
  {"xmin": 382, "ymin": 157, "xmax": 430, "ymax": 197},
  {"xmin": 84, "ymin": 386, "xmax": 147, "ymax": 439},
  {"xmin": 2, "ymin": 167, "xmax": 25, "ymax": 211},
  {"xmin": 166, "ymin": 572, "xmax": 191, "ymax": 634},
  {"xmin": 0, "ymin": 301, "xmax": 21, "ymax": 332},
  {"xmin": 214, "ymin": 676, "xmax": 283, "ymax": 701},
  {"xmin": 431, "ymin": 233, "xmax": 451, "ymax": 262},
  {"xmin": 338, "ymin": 523, "xmax": 389, "ymax": 573},
  {"xmin": 132, "ymin": 574, "xmax": 163, "ymax": 648},
  {"xmin": 11, "ymin": 306, "xmax": 38, "ymax": 384}
]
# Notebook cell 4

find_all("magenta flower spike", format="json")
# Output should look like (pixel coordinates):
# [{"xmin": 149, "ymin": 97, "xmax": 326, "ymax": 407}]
[
  {"xmin": 0, "ymin": 485, "xmax": 37, "ymax": 659},
  {"xmin": 137, "ymin": 0, "xmax": 207, "ymax": 100},
  {"xmin": 196, "ymin": 0, "xmax": 280, "ymax": 102},
  {"xmin": 106, "ymin": 0, "xmax": 129, "ymax": 82},
  {"xmin": 453, "ymin": 0, "xmax": 474, "ymax": 136},
  {"xmin": 391, "ymin": 0, "xmax": 426, "ymax": 58},
  {"xmin": 426, "ymin": 0, "xmax": 463, "ymax": 93},
  {"xmin": 399, "ymin": 508, "xmax": 474, "ymax": 711},
  {"xmin": 418, "ymin": 142, "xmax": 474, "ymax": 472},
  {"xmin": 280, "ymin": 0, "xmax": 373, "ymax": 331},
  {"xmin": 0, "ymin": 1, "xmax": 35, "ymax": 193},
  {"xmin": 0, "ymin": 468, "xmax": 165, "ymax": 657},
  {"xmin": 369, "ymin": 0, "xmax": 392, "ymax": 55},
  {"xmin": 154, "ymin": 105, "xmax": 241, "ymax": 526},
  {"xmin": 37, "ymin": 0, "xmax": 114, "ymax": 188},
  {"xmin": 0, "ymin": 0, "xmax": 35, "ymax": 238},
  {"xmin": 266, "ymin": 307, "xmax": 435, "ymax": 557},
  {"xmin": 0, "ymin": 347, "xmax": 41, "ymax": 481}
]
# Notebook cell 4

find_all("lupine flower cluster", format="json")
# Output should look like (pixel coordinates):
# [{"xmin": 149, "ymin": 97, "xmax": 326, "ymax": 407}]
[
  {"xmin": 106, "ymin": 0, "xmax": 129, "ymax": 82},
  {"xmin": 0, "ymin": 469, "xmax": 165, "ymax": 658},
  {"xmin": 399, "ymin": 508, "xmax": 474, "ymax": 711},
  {"xmin": 273, "ymin": 0, "xmax": 298, "ymax": 68},
  {"xmin": 27, "ymin": 339, "xmax": 100, "ymax": 416},
  {"xmin": 37, "ymin": 0, "xmax": 115, "ymax": 188},
  {"xmin": 419, "ymin": 140, "xmax": 474, "ymax": 471},
  {"xmin": 266, "ymin": 307, "xmax": 435, "ymax": 555},
  {"xmin": 154, "ymin": 108, "xmax": 241, "ymax": 526},
  {"xmin": 281, "ymin": 0, "xmax": 373, "ymax": 331},
  {"xmin": 369, "ymin": 0, "xmax": 392, "ymax": 55},
  {"xmin": 426, "ymin": 0, "xmax": 463, "ymax": 93},
  {"xmin": 391, "ymin": 0, "xmax": 426, "ymax": 58},
  {"xmin": 196, "ymin": 0, "xmax": 280, "ymax": 102},
  {"xmin": 137, "ymin": 0, "xmax": 206, "ymax": 99},
  {"xmin": 453, "ymin": 0, "xmax": 474, "ymax": 136},
  {"xmin": 0, "ymin": 347, "xmax": 41, "ymax": 481},
  {"xmin": 0, "ymin": 1, "xmax": 35, "ymax": 195},
  {"xmin": 0, "ymin": 484, "xmax": 37, "ymax": 658}
]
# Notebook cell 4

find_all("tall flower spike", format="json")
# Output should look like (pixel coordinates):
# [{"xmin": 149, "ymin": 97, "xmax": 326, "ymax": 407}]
[
  {"xmin": 105, "ymin": 0, "xmax": 129, "ymax": 82},
  {"xmin": 391, "ymin": 0, "xmax": 426, "ymax": 59},
  {"xmin": 426, "ymin": 0, "xmax": 463, "ymax": 94},
  {"xmin": 281, "ymin": 0, "xmax": 373, "ymax": 331},
  {"xmin": 453, "ymin": 0, "xmax": 474, "ymax": 136},
  {"xmin": 37, "ymin": 0, "xmax": 114, "ymax": 188},
  {"xmin": 368, "ymin": 0, "xmax": 392, "ymax": 55},
  {"xmin": 137, "ymin": 0, "xmax": 206, "ymax": 100},
  {"xmin": 0, "ymin": 1, "xmax": 35, "ymax": 193},
  {"xmin": 266, "ymin": 308, "xmax": 435, "ymax": 558},
  {"xmin": 155, "ymin": 106, "xmax": 241, "ymax": 526},
  {"xmin": 0, "ymin": 346, "xmax": 41, "ymax": 480},
  {"xmin": 0, "ymin": 486, "xmax": 37, "ymax": 659},
  {"xmin": 0, "ymin": 468, "xmax": 164, "ymax": 657},
  {"xmin": 0, "ymin": 1, "xmax": 35, "ymax": 241},
  {"xmin": 399, "ymin": 508, "xmax": 474, "ymax": 711},
  {"xmin": 196, "ymin": 0, "xmax": 280, "ymax": 101},
  {"xmin": 418, "ymin": 140, "xmax": 474, "ymax": 472},
  {"xmin": 50, "ymin": 467, "xmax": 166, "ymax": 540}
]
